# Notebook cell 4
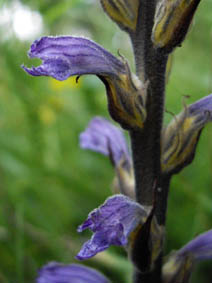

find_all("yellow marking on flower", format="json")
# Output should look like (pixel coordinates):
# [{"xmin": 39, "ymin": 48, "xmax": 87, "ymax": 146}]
[
  {"xmin": 152, "ymin": 0, "xmax": 200, "ymax": 51},
  {"xmin": 161, "ymin": 114, "xmax": 201, "ymax": 173},
  {"xmin": 162, "ymin": 253, "xmax": 193, "ymax": 283},
  {"xmin": 105, "ymin": 72, "xmax": 147, "ymax": 130},
  {"xmin": 49, "ymin": 76, "xmax": 81, "ymax": 91}
]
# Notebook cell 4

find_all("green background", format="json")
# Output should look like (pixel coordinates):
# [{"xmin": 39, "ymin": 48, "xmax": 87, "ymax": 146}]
[{"xmin": 0, "ymin": 0, "xmax": 212, "ymax": 282}]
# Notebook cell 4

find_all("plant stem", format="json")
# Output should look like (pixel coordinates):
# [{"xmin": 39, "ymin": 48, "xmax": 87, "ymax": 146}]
[
  {"xmin": 129, "ymin": 0, "xmax": 170, "ymax": 282},
  {"xmin": 133, "ymin": 255, "xmax": 163, "ymax": 283}
]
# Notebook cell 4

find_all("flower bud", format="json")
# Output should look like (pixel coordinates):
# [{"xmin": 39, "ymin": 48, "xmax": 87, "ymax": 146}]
[
  {"xmin": 152, "ymin": 0, "xmax": 201, "ymax": 52},
  {"xmin": 100, "ymin": 0, "xmax": 140, "ymax": 33}
]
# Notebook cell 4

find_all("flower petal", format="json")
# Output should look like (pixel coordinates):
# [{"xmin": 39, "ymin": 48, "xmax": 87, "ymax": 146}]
[
  {"xmin": 76, "ymin": 194, "xmax": 149, "ymax": 260},
  {"xmin": 36, "ymin": 262, "xmax": 110, "ymax": 283},
  {"xmin": 161, "ymin": 94, "xmax": 212, "ymax": 174}
]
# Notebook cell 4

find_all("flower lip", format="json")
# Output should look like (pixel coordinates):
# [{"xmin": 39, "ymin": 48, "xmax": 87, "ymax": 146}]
[{"xmin": 76, "ymin": 194, "xmax": 149, "ymax": 260}]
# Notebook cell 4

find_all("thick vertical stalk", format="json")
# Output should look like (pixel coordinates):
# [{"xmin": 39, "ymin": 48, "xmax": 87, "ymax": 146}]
[
  {"xmin": 133, "ymin": 255, "xmax": 163, "ymax": 283},
  {"xmin": 130, "ymin": 53, "xmax": 167, "ymax": 206},
  {"xmin": 130, "ymin": 0, "xmax": 168, "ymax": 208},
  {"xmin": 129, "ymin": 1, "xmax": 169, "ymax": 282},
  {"xmin": 155, "ymin": 175, "xmax": 171, "ymax": 225}
]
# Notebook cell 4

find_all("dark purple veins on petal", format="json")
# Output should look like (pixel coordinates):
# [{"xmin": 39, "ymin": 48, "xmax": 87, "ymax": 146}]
[{"xmin": 22, "ymin": 36, "xmax": 125, "ymax": 81}]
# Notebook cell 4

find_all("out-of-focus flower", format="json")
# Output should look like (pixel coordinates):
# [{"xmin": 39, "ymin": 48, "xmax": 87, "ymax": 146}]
[
  {"xmin": 100, "ymin": 0, "xmax": 140, "ymax": 33},
  {"xmin": 178, "ymin": 229, "xmax": 212, "ymax": 261},
  {"xmin": 152, "ymin": 0, "xmax": 201, "ymax": 52},
  {"xmin": 36, "ymin": 262, "xmax": 110, "ymax": 283},
  {"xmin": 80, "ymin": 117, "xmax": 130, "ymax": 167},
  {"xmin": 161, "ymin": 94, "xmax": 212, "ymax": 174},
  {"xmin": 163, "ymin": 229, "xmax": 212, "ymax": 283},
  {"xmin": 76, "ymin": 194, "xmax": 150, "ymax": 260},
  {"xmin": 22, "ymin": 36, "xmax": 147, "ymax": 130},
  {"xmin": 80, "ymin": 116, "xmax": 135, "ymax": 198}
]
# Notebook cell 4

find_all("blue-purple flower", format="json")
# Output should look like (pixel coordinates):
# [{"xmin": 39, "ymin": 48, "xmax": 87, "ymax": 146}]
[
  {"xmin": 22, "ymin": 36, "xmax": 147, "ymax": 130},
  {"xmin": 36, "ymin": 262, "xmax": 110, "ymax": 283},
  {"xmin": 162, "ymin": 94, "xmax": 212, "ymax": 174},
  {"xmin": 178, "ymin": 229, "xmax": 212, "ymax": 261},
  {"xmin": 80, "ymin": 117, "xmax": 130, "ymax": 167},
  {"xmin": 22, "ymin": 36, "xmax": 124, "ymax": 81},
  {"xmin": 76, "ymin": 194, "xmax": 150, "ymax": 260},
  {"xmin": 163, "ymin": 229, "xmax": 212, "ymax": 283},
  {"xmin": 80, "ymin": 117, "xmax": 135, "ymax": 198}
]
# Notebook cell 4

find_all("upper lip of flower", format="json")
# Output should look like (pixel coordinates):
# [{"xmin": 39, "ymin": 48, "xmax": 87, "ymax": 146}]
[{"xmin": 23, "ymin": 36, "xmax": 125, "ymax": 80}]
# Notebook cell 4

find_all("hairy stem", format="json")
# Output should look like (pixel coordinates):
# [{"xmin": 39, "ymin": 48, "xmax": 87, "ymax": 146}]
[{"xmin": 129, "ymin": 0, "xmax": 169, "ymax": 282}]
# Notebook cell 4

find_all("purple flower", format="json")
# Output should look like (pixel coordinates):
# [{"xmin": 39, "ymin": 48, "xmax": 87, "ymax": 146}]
[
  {"xmin": 178, "ymin": 229, "xmax": 212, "ymax": 262},
  {"xmin": 163, "ymin": 229, "xmax": 212, "ymax": 283},
  {"xmin": 80, "ymin": 116, "xmax": 135, "ymax": 197},
  {"xmin": 80, "ymin": 117, "xmax": 131, "ymax": 167},
  {"xmin": 189, "ymin": 93, "xmax": 212, "ymax": 121},
  {"xmin": 22, "ymin": 36, "xmax": 147, "ymax": 130},
  {"xmin": 162, "ymin": 93, "xmax": 212, "ymax": 174},
  {"xmin": 76, "ymin": 194, "xmax": 149, "ymax": 260},
  {"xmin": 36, "ymin": 262, "xmax": 110, "ymax": 283},
  {"xmin": 22, "ymin": 36, "xmax": 125, "ymax": 81}
]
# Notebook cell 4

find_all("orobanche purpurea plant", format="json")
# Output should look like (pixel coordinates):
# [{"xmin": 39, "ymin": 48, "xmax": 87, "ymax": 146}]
[{"xmin": 23, "ymin": 1, "xmax": 212, "ymax": 282}]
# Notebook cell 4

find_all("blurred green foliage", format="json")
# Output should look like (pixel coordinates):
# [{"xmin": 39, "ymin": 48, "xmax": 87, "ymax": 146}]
[{"xmin": 0, "ymin": 0, "xmax": 212, "ymax": 282}]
